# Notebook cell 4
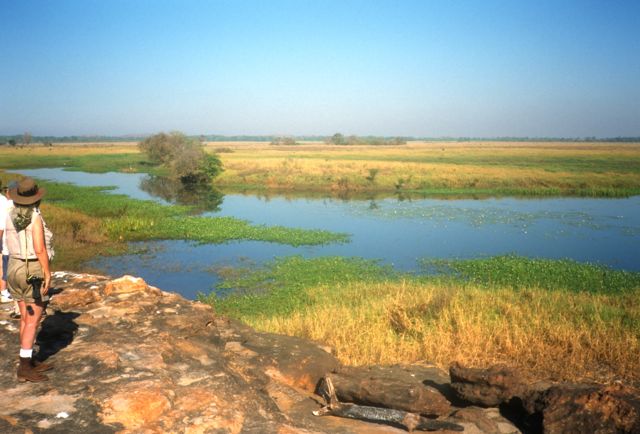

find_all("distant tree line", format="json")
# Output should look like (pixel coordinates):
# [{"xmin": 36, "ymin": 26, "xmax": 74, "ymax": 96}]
[
  {"xmin": 327, "ymin": 133, "xmax": 407, "ymax": 146},
  {"xmin": 0, "ymin": 134, "xmax": 145, "ymax": 144},
  {"xmin": 415, "ymin": 136, "xmax": 640, "ymax": 142},
  {"xmin": 1, "ymin": 133, "xmax": 639, "ymax": 146},
  {"xmin": 269, "ymin": 136, "xmax": 300, "ymax": 146}
]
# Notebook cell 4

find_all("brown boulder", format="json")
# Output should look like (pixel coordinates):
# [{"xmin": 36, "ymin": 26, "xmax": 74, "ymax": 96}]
[
  {"xmin": 450, "ymin": 362, "xmax": 526, "ymax": 407},
  {"xmin": 103, "ymin": 274, "xmax": 162, "ymax": 298},
  {"xmin": 450, "ymin": 363, "xmax": 640, "ymax": 434},
  {"xmin": 330, "ymin": 365, "xmax": 452, "ymax": 417},
  {"xmin": 524, "ymin": 382, "xmax": 640, "ymax": 434}
]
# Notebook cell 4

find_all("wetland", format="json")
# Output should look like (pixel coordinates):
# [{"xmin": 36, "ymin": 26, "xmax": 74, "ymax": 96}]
[
  {"xmin": 3, "ymin": 142, "xmax": 640, "ymax": 382},
  {"xmin": 12, "ymin": 167, "xmax": 640, "ymax": 299}
]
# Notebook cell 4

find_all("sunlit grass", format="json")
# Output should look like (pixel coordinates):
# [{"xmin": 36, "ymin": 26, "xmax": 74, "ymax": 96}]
[
  {"xmin": 203, "ymin": 256, "xmax": 640, "ymax": 384},
  {"xmin": 3, "ymin": 141, "xmax": 639, "ymax": 196},
  {"xmin": 0, "ymin": 144, "xmax": 151, "ymax": 174},
  {"xmin": 213, "ymin": 141, "xmax": 640, "ymax": 196}
]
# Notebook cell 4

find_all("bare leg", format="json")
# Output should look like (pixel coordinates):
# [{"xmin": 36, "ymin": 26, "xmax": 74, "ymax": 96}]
[
  {"xmin": 18, "ymin": 300, "xmax": 27, "ymax": 337},
  {"xmin": 20, "ymin": 301, "xmax": 44, "ymax": 350},
  {"xmin": 16, "ymin": 300, "xmax": 48, "ymax": 381}
]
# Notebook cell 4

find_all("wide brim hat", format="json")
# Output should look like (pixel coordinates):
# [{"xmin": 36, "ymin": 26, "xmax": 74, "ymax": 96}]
[{"xmin": 9, "ymin": 177, "xmax": 46, "ymax": 205}]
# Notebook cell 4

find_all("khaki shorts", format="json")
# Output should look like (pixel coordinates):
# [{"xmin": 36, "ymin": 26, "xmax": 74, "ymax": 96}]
[{"xmin": 7, "ymin": 257, "xmax": 49, "ymax": 303}]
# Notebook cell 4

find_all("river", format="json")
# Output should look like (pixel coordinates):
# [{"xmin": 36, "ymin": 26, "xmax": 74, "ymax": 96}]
[{"xmin": 14, "ymin": 168, "xmax": 640, "ymax": 299}]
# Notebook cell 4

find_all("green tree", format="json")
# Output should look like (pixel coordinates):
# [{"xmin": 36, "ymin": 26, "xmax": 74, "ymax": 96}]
[
  {"xmin": 138, "ymin": 132, "xmax": 223, "ymax": 183},
  {"xmin": 138, "ymin": 132, "xmax": 183, "ymax": 164},
  {"xmin": 329, "ymin": 133, "xmax": 345, "ymax": 145},
  {"xmin": 201, "ymin": 154, "xmax": 223, "ymax": 179}
]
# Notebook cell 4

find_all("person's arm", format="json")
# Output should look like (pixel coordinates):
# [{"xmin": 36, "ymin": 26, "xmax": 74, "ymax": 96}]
[{"xmin": 32, "ymin": 215, "xmax": 51, "ymax": 295}]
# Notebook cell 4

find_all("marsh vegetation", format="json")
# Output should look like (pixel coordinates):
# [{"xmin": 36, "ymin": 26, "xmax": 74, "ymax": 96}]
[
  {"xmin": 201, "ymin": 256, "xmax": 640, "ymax": 384},
  {"xmin": 2, "ymin": 141, "xmax": 639, "ymax": 384}
]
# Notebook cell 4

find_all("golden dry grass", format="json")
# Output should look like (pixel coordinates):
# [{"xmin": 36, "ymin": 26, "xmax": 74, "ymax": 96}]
[
  {"xmin": 250, "ymin": 280, "xmax": 640, "ymax": 384},
  {"xmin": 209, "ymin": 141, "xmax": 640, "ymax": 194},
  {"xmin": 4, "ymin": 141, "xmax": 639, "ymax": 194},
  {"xmin": 0, "ymin": 142, "xmax": 139, "ymax": 156},
  {"xmin": 40, "ymin": 203, "xmax": 119, "ymax": 270}
]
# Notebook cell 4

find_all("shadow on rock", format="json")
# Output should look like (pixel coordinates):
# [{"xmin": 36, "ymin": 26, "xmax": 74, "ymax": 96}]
[
  {"xmin": 422, "ymin": 379, "xmax": 468, "ymax": 407},
  {"xmin": 36, "ymin": 310, "xmax": 80, "ymax": 361}
]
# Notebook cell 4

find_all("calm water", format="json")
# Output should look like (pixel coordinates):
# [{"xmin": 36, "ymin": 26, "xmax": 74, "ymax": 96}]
[{"xmin": 15, "ymin": 168, "xmax": 640, "ymax": 299}]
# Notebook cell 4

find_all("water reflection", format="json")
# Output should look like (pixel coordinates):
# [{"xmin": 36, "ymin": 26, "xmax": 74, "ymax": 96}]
[{"xmin": 138, "ymin": 175, "xmax": 224, "ymax": 213}]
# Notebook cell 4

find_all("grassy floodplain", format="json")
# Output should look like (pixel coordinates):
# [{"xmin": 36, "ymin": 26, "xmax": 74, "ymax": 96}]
[
  {"xmin": 201, "ymin": 256, "xmax": 640, "ymax": 385},
  {"xmin": 2, "ymin": 140, "xmax": 640, "ymax": 196},
  {"xmin": 2, "ymin": 141, "xmax": 640, "ymax": 384},
  {"xmin": 210, "ymin": 141, "xmax": 640, "ymax": 197}
]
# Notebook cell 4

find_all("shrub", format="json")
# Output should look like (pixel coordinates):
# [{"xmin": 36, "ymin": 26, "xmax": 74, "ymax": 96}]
[
  {"xmin": 138, "ymin": 132, "xmax": 185, "ymax": 164},
  {"xmin": 138, "ymin": 132, "xmax": 223, "ymax": 183}
]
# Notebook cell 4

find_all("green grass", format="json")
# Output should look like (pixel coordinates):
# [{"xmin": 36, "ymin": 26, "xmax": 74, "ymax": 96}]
[
  {"xmin": 0, "ymin": 175, "xmax": 349, "ymax": 270},
  {"xmin": 409, "ymin": 186, "xmax": 640, "ymax": 197},
  {"xmin": 201, "ymin": 255, "xmax": 640, "ymax": 383},
  {"xmin": 422, "ymin": 255, "xmax": 640, "ymax": 293},
  {"xmin": 200, "ymin": 256, "xmax": 396, "ymax": 317},
  {"xmin": 204, "ymin": 256, "xmax": 640, "ymax": 321},
  {"xmin": 0, "ymin": 151, "xmax": 152, "ymax": 174},
  {"xmin": 43, "ymin": 181, "xmax": 348, "ymax": 246}
]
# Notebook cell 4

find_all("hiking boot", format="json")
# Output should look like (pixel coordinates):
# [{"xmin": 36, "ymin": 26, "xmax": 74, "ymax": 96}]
[
  {"xmin": 31, "ymin": 358, "xmax": 54, "ymax": 372},
  {"xmin": 17, "ymin": 357, "xmax": 49, "ymax": 382}
]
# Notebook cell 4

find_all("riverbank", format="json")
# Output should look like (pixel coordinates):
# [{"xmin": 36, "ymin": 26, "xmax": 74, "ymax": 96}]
[
  {"xmin": 6, "ymin": 272, "xmax": 636, "ymax": 433},
  {"xmin": 201, "ymin": 256, "xmax": 640, "ymax": 386}
]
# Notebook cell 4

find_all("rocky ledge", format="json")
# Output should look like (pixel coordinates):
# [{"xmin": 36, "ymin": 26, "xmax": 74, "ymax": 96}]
[{"xmin": 0, "ymin": 272, "xmax": 637, "ymax": 434}]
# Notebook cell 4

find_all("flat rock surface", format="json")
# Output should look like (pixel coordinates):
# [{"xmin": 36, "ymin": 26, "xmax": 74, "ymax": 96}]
[{"xmin": 0, "ymin": 272, "xmax": 520, "ymax": 433}]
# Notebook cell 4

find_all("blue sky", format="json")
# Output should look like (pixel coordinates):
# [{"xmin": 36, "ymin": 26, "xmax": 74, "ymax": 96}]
[{"xmin": 1, "ymin": 0, "xmax": 639, "ymax": 137}]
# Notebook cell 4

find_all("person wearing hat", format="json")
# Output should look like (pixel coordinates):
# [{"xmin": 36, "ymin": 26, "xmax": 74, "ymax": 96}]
[
  {"xmin": 0, "ymin": 177, "xmax": 55, "ymax": 382},
  {"xmin": 0, "ymin": 181, "xmax": 12, "ymax": 303},
  {"xmin": 1, "ymin": 181, "xmax": 22, "ymax": 320}
]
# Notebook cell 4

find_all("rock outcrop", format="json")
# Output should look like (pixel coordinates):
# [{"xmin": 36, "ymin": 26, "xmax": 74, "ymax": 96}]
[
  {"xmin": 0, "ymin": 272, "xmax": 633, "ymax": 433},
  {"xmin": 450, "ymin": 363, "xmax": 640, "ymax": 434}
]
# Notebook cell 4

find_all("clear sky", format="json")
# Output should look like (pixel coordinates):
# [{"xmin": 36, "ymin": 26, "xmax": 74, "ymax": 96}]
[{"xmin": 1, "ymin": 0, "xmax": 639, "ymax": 137}]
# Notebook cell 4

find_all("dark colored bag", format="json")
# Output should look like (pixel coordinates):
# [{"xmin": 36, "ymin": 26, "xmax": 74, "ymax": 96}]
[{"xmin": 27, "ymin": 275, "xmax": 44, "ymax": 300}]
